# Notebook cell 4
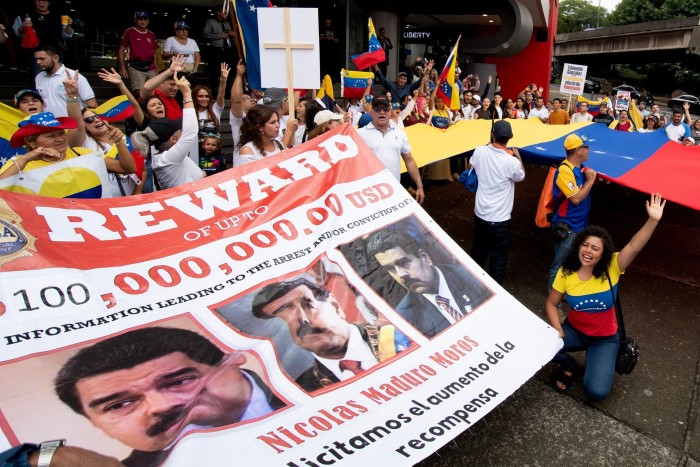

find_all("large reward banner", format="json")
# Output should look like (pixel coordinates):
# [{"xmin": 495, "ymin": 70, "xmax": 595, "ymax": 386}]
[{"xmin": 0, "ymin": 124, "xmax": 560, "ymax": 466}]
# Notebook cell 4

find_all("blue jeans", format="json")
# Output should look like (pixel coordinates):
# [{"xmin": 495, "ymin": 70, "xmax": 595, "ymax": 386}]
[
  {"xmin": 553, "ymin": 320, "xmax": 621, "ymax": 401},
  {"xmin": 548, "ymin": 232, "xmax": 576, "ymax": 291}
]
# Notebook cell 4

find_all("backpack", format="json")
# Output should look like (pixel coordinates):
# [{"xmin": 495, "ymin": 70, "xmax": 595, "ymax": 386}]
[{"xmin": 535, "ymin": 163, "xmax": 566, "ymax": 228}]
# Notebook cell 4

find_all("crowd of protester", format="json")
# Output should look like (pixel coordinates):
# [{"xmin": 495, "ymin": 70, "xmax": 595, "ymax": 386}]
[{"xmin": 4, "ymin": 3, "xmax": 699, "ymax": 199}]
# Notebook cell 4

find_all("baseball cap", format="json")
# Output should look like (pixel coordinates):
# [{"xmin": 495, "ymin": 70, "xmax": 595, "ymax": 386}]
[
  {"xmin": 391, "ymin": 102, "xmax": 400, "ymax": 110},
  {"xmin": 492, "ymin": 120, "xmax": 513, "ymax": 140},
  {"xmin": 372, "ymin": 95, "xmax": 390, "ymax": 108},
  {"xmin": 261, "ymin": 88, "xmax": 287, "ymax": 109},
  {"xmin": 684, "ymin": 136, "xmax": 695, "ymax": 144},
  {"xmin": 314, "ymin": 110, "xmax": 343, "ymax": 126},
  {"xmin": 397, "ymin": 72, "xmax": 408, "ymax": 78},
  {"xmin": 564, "ymin": 133, "xmax": 589, "ymax": 150},
  {"xmin": 14, "ymin": 89, "xmax": 43, "ymax": 108},
  {"xmin": 473, "ymin": 95, "xmax": 481, "ymax": 102},
  {"xmin": 134, "ymin": 11, "xmax": 149, "ymax": 19},
  {"xmin": 175, "ymin": 21, "xmax": 190, "ymax": 30}
]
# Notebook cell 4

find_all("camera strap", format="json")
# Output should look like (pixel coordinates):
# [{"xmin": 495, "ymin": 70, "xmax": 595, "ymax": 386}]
[{"xmin": 607, "ymin": 274, "xmax": 627, "ymax": 340}]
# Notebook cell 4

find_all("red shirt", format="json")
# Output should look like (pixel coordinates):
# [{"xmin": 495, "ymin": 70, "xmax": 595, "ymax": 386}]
[
  {"xmin": 121, "ymin": 27, "xmax": 158, "ymax": 69},
  {"xmin": 615, "ymin": 120, "xmax": 632, "ymax": 132},
  {"xmin": 154, "ymin": 88, "xmax": 183, "ymax": 120}
]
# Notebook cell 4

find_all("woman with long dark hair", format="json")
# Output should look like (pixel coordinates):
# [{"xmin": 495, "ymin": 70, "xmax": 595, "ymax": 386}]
[
  {"xmin": 510, "ymin": 97, "xmax": 529, "ymax": 119},
  {"xmin": 546, "ymin": 193, "xmax": 665, "ymax": 401},
  {"xmin": 235, "ymin": 105, "xmax": 284, "ymax": 167},
  {"xmin": 192, "ymin": 64, "xmax": 228, "ymax": 139}
]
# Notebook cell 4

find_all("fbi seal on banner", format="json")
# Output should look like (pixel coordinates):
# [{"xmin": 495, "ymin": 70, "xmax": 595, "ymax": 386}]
[{"xmin": 0, "ymin": 199, "xmax": 36, "ymax": 266}]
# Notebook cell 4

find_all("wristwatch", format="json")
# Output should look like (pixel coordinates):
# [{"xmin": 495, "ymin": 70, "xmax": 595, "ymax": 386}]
[{"xmin": 38, "ymin": 439, "xmax": 65, "ymax": 467}]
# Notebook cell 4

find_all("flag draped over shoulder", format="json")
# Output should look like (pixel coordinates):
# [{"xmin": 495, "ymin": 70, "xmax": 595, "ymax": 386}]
[
  {"xmin": 341, "ymin": 69, "xmax": 373, "ymax": 99},
  {"xmin": 317, "ymin": 74, "xmax": 336, "ymax": 110},
  {"xmin": 234, "ymin": 0, "xmax": 272, "ymax": 90},
  {"xmin": 436, "ymin": 38, "xmax": 461, "ymax": 111},
  {"xmin": 577, "ymin": 95, "xmax": 604, "ymax": 116},
  {"xmin": 94, "ymin": 96, "xmax": 135, "ymax": 122},
  {"xmin": 0, "ymin": 103, "xmax": 26, "ymax": 163},
  {"xmin": 351, "ymin": 18, "xmax": 385, "ymax": 70}
]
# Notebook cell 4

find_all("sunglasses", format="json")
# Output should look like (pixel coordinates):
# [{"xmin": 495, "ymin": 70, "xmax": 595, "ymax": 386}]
[
  {"xmin": 83, "ymin": 115, "xmax": 101, "ymax": 124},
  {"xmin": 373, "ymin": 106, "xmax": 390, "ymax": 113}
]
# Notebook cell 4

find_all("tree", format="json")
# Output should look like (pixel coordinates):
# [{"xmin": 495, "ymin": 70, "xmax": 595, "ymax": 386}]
[
  {"xmin": 557, "ymin": 0, "xmax": 609, "ymax": 33},
  {"xmin": 607, "ymin": 0, "xmax": 700, "ymax": 26}
]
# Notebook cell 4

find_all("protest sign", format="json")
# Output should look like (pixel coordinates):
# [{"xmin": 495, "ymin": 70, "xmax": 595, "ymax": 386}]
[
  {"xmin": 615, "ymin": 91, "xmax": 631, "ymax": 111},
  {"xmin": 0, "ymin": 124, "xmax": 560, "ymax": 465},
  {"xmin": 559, "ymin": 63, "xmax": 588, "ymax": 95}
]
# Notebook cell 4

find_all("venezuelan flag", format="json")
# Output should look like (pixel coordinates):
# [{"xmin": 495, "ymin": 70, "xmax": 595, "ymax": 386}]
[
  {"xmin": 351, "ymin": 18, "xmax": 386, "ymax": 71},
  {"xmin": 0, "ymin": 149, "xmax": 110, "ymax": 199},
  {"xmin": 317, "ymin": 75, "xmax": 336, "ymax": 110},
  {"xmin": 341, "ymin": 69, "xmax": 373, "ymax": 99},
  {"xmin": 436, "ymin": 37, "xmax": 461, "ymax": 111},
  {"xmin": 94, "ymin": 95, "xmax": 135, "ymax": 122},
  {"xmin": 234, "ymin": 0, "xmax": 273, "ymax": 90},
  {"xmin": 0, "ymin": 103, "xmax": 27, "ymax": 164},
  {"xmin": 577, "ymin": 95, "xmax": 605, "ymax": 116}
]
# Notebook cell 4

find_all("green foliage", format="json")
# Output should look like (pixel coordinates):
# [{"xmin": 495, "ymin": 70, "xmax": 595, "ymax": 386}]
[
  {"xmin": 558, "ymin": 0, "xmax": 608, "ymax": 33},
  {"xmin": 607, "ymin": 0, "xmax": 700, "ymax": 26}
]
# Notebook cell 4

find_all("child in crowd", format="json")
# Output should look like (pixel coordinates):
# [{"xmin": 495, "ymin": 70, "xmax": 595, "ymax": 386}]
[{"xmin": 199, "ymin": 134, "xmax": 226, "ymax": 176}]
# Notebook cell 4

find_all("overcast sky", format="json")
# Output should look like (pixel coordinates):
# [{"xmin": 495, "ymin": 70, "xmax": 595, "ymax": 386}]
[{"xmin": 594, "ymin": 0, "xmax": 622, "ymax": 13}]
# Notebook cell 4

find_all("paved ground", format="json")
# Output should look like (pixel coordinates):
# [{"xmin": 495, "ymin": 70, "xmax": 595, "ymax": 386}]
[{"xmin": 416, "ymin": 164, "xmax": 699, "ymax": 466}]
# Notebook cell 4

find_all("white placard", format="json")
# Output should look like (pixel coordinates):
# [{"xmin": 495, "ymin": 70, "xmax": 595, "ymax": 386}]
[
  {"xmin": 559, "ymin": 63, "xmax": 588, "ymax": 95},
  {"xmin": 258, "ymin": 8, "xmax": 320, "ymax": 89}
]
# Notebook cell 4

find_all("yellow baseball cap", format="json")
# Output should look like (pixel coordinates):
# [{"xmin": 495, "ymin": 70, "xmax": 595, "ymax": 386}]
[{"xmin": 564, "ymin": 133, "xmax": 589, "ymax": 150}]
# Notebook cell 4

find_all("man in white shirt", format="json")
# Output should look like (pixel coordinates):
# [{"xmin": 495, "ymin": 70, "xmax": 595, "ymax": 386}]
[
  {"xmin": 570, "ymin": 101, "xmax": 593, "ymax": 123},
  {"xmin": 34, "ymin": 45, "xmax": 96, "ymax": 117},
  {"xmin": 528, "ymin": 96, "xmax": 549, "ymax": 123},
  {"xmin": 357, "ymin": 95, "xmax": 424, "ymax": 203},
  {"xmin": 469, "ymin": 120, "xmax": 525, "ymax": 284},
  {"xmin": 252, "ymin": 278, "xmax": 391, "ymax": 392},
  {"xmin": 664, "ymin": 108, "xmax": 691, "ymax": 143}
]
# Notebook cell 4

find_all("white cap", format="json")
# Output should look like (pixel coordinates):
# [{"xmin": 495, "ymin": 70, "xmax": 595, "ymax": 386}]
[{"xmin": 314, "ymin": 110, "xmax": 344, "ymax": 126}]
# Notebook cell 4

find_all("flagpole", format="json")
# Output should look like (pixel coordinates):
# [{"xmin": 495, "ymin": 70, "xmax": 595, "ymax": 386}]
[{"xmin": 228, "ymin": 0, "xmax": 245, "ymax": 68}]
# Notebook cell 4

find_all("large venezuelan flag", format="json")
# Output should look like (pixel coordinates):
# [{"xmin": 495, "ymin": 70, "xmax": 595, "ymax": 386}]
[
  {"xmin": 436, "ymin": 38, "xmax": 460, "ymax": 111},
  {"xmin": 351, "ymin": 18, "xmax": 385, "ymax": 71},
  {"xmin": 401, "ymin": 119, "xmax": 700, "ymax": 211}
]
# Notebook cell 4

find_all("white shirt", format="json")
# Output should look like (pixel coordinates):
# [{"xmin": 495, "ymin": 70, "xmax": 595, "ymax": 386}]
[
  {"xmin": 163, "ymin": 37, "xmax": 200, "ymax": 64},
  {"xmin": 35, "ymin": 65, "xmax": 95, "ymax": 117},
  {"xmin": 470, "ymin": 143, "xmax": 525, "ymax": 222},
  {"xmin": 229, "ymin": 111, "xmax": 244, "ymax": 161},
  {"xmin": 151, "ymin": 108, "xmax": 204, "ymax": 189},
  {"xmin": 235, "ymin": 141, "xmax": 282, "ymax": 167},
  {"xmin": 81, "ymin": 137, "xmax": 139, "ymax": 197},
  {"xmin": 357, "ymin": 121, "xmax": 411, "ymax": 180},
  {"xmin": 422, "ymin": 267, "xmax": 463, "ymax": 324},
  {"xmin": 528, "ymin": 106, "xmax": 549, "ymax": 121},
  {"xmin": 571, "ymin": 112, "xmax": 593, "ymax": 123},
  {"xmin": 315, "ymin": 326, "xmax": 378, "ymax": 381}
]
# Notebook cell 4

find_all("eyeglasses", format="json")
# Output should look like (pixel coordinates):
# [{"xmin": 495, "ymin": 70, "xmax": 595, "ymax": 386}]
[{"xmin": 83, "ymin": 115, "xmax": 101, "ymax": 124}]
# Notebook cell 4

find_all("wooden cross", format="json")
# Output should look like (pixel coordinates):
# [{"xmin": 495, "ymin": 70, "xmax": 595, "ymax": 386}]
[{"xmin": 262, "ymin": 8, "xmax": 314, "ymax": 120}]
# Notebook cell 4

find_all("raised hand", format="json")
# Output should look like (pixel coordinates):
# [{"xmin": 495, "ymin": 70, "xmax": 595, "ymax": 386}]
[
  {"xmin": 236, "ymin": 59, "xmax": 246, "ymax": 77},
  {"xmin": 64, "ymin": 69, "xmax": 80, "ymax": 97},
  {"xmin": 99, "ymin": 67, "xmax": 123, "ymax": 85},
  {"xmin": 169, "ymin": 55, "xmax": 186, "ymax": 74},
  {"xmin": 646, "ymin": 192, "xmax": 665, "ymax": 222},
  {"xmin": 174, "ymin": 71, "xmax": 191, "ymax": 96},
  {"xmin": 220, "ymin": 62, "xmax": 230, "ymax": 80}
]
